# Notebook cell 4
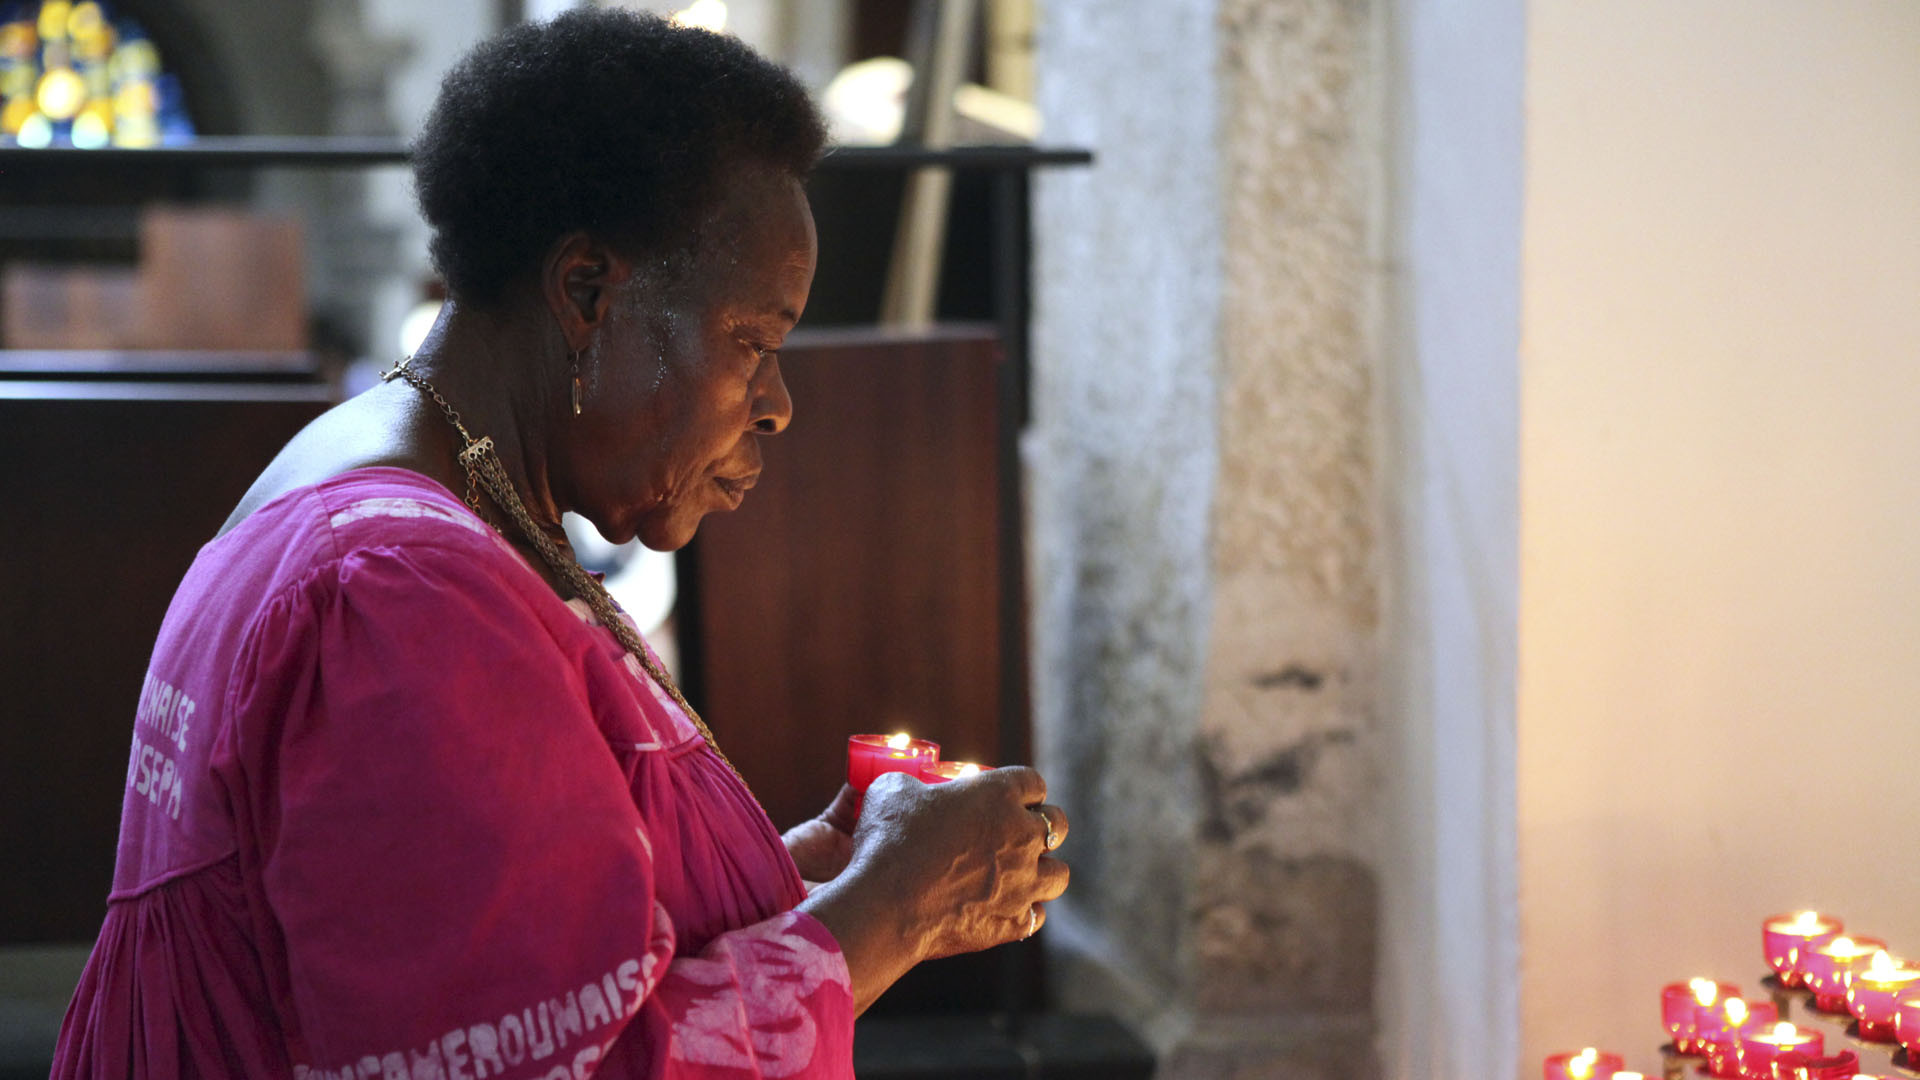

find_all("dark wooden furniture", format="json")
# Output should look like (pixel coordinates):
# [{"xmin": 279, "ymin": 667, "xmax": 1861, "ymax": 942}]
[
  {"xmin": 0, "ymin": 375, "xmax": 331, "ymax": 943},
  {"xmin": 684, "ymin": 325, "xmax": 1037, "ymax": 1018},
  {"xmin": 687, "ymin": 326, "xmax": 1014, "ymax": 830}
]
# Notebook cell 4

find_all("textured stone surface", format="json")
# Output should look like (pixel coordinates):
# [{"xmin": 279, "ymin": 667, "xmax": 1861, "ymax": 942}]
[
  {"xmin": 1029, "ymin": 0, "xmax": 1222, "ymax": 1005},
  {"xmin": 1031, "ymin": 0, "xmax": 1385, "ymax": 1075},
  {"xmin": 1191, "ymin": 851, "xmax": 1377, "ymax": 1012},
  {"xmin": 1205, "ymin": 0, "xmax": 1381, "ymax": 860}
]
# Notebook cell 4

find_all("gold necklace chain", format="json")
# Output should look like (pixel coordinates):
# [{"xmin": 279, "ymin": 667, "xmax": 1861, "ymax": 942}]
[{"xmin": 382, "ymin": 357, "xmax": 745, "ymax": 786}]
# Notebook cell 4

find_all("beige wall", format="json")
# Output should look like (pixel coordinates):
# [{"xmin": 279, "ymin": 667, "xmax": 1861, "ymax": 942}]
[{"xmin": 1519, "ymin": 0, "xmax": 1920, "ymax": 1070}]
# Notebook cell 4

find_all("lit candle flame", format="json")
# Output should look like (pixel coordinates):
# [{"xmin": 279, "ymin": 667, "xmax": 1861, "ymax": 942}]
[
  {"xmin": 1791, "ymin": 911, "xmax": 1823, "ymax": 933},
  {"xmin": 1830, "ymin": 936, "xmax": 1856, "ymax": 953},
  {"xmin": 1866, "ymin": 950, "xmax": 1901, "ymax": 980},
  {"xmin": 1724, "ymin": 998, "xmax": 1748, "ymax": 1025},
  {"xmin": 1569, "ymin": 1048, "xmax": 1599, "ymax": 1080},
  {"xmin": 1690, "ymin": 977, "xmax": 1719, "ymax": 1006},
  {"xmin": 957, "ymin": 763, "xmax": 981, "ymax": 777},
  {"xmin": 886, "ymin": 732, "xmax": 912, "ymax": 750},
  {"xmin": 1767, "ymin": 1022, "xmax": 1798, "ymax": 1042}
]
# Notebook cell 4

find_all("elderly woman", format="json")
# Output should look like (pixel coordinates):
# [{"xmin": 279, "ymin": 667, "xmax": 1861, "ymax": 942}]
[{"xmin": 53, "ymin": 11, "xmax": 1068, "ymax": 1079}]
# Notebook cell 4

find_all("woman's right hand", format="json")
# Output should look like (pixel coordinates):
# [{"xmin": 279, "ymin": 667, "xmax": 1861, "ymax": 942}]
[
  {"xmin": 852, "ymin": 766, "xmax": 1070, "ymax": 959},
  {"xmin": 796, "ymin": 766, "xmax": 1070, "ymax": 1012}
]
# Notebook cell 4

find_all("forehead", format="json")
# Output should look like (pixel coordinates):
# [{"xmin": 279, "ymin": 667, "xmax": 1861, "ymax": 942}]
[{"xmin": 684, "ymin": 168, "xmax": 817, "ymax": 300}]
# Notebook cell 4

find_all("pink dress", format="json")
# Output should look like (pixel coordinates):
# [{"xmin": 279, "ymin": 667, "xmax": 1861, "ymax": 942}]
[{"xmin": 53, "ymin": 467, "xmax": 854, "ymax": 1079}]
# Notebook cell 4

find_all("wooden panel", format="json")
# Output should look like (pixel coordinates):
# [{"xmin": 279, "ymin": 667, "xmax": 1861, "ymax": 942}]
[
  {"xmin": 0, "ymin": 382, "xmax": 331, "ymax": 944},
  {"xmin": 690, "ymin": 327, "xmax": 1005, "ymax": 833},
  {"xmin": 2, "ymin": 209, "xmax": 307, "ymax": 351}
]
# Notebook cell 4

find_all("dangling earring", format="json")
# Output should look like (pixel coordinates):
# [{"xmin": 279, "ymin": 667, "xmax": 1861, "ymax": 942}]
[{"xmin": 570, "ymin": 349, "xmax": 583, "ymax": 416}]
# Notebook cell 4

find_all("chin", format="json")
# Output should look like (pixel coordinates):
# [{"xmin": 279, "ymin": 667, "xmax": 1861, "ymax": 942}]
[{"xmin": 631, "ymin": 511, "xmax": 705, "ymax": 553}]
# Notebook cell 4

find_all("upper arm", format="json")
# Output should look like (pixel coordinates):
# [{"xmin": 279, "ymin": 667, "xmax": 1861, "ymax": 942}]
[{"xmin": 235, "ymin": 543, "xmax": 672, "ymax": 1071}]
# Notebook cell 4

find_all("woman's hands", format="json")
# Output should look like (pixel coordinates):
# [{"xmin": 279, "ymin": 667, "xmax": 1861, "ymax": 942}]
[
  {"xmin": 796, "ymin": 766, "xmax": 1070, "ymax": 1013},
  {"xmin": 782, "ymin": 784, "xmax": 860, "ymax": 884},
  {"xmin": 854, "ymin": 767, "xmax": 1070, "ymax": 956}
]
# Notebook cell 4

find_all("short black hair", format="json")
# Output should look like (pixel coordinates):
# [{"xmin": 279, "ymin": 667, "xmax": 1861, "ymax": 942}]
[{"xmin": 412, "ymin": 9, "xmax": 826, "ymax": 307}]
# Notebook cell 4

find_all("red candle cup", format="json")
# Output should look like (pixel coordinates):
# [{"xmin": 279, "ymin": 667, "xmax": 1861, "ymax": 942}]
[
  {"xmin": 847, "ymin": 733, "xmax": 939, "ymax": 792},
  {"xmin": 1772, "ymin": 1050, "xmax": 1856, "ymax": 1080},
  {"xmin": 1543, "ymin": 1048, "xmax": 1624, "ymax": 1080},
  {"xmin": 1703, "ymin": 1000, "xmax": 1778, "ymax": 1079},
  {"xmin": 1664, "ymin": 983, "xmax": 1698, "ymax": 1051},
  {"xmin": 1741, "ymin": 1024, "xmax": 1822, "ymax": 1080},
  {"xmin": 1804, "ymin": 937, "xmax": 1887, "ymax": 1015},
  {"xmin": 1847, "ymin": 954, "xmax": 1920, "ymax": 1043},
  {"xmin": 920, "ymin": 761, "xmax": 989, "ymax": 783},
  {"xmin": 1664, "ymin": 980, "xmax": 1742, "ymax": 1055},
  {"xmin": 1895, "ymin": 988, "xmax": 1920, "ymax": 1061},
  {"xmin": 1764, "ymin": 912, "xmax": 1845, "ymax": 990}
]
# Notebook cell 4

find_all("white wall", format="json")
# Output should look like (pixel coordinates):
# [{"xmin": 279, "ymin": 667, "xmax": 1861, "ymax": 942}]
[
  {"xmin": 1518, "ymin": 0, "xmax": 1920, "ymax": 1070},
  {"xmin": 1382, "ymin": 0, "xmax": 1525, "ymax": 1078}
]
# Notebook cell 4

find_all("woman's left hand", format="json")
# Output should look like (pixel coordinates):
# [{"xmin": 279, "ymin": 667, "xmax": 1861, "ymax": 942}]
[{"xmin": 783, "ymin": 784, "xmax": 861, "ymax": 884}]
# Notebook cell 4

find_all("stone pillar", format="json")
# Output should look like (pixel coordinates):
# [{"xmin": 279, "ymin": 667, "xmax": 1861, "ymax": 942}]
[{"xmin": 1030, "ymin": 1, "xmax": 1386, "ymax": 1075}]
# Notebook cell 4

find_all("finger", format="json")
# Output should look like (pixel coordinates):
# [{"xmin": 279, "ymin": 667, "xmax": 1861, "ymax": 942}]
[
  {"xmin": 990, "ymin": 765, "xmax": 1048, "ymax": 806},
  {"xmin": 1035, "ymin": 856, "xmax": 1070, "ymax": 901},
  {"xmin": 864, "ymin": 769, "xmax": 924, "ymax": 800},
  {"xmin": 819, "ymin": 783, "xmax": 861, "ymax": 835},
  {"xmin": 1025, "ymin": 902, "xmax": 1047, "ymax": 939},
  {"xmin": 1032, "ymin": 804, "xmax": 1068, "ymax": 851},
  {"xmin": 1009, "ymin": 904, "xmax": 1044, "ymax": 943}
]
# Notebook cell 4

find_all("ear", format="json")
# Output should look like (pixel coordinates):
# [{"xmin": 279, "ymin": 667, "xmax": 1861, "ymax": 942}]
[{"xmin": 540, "ymin": 231, "xmax": 631, "ymax": 352}]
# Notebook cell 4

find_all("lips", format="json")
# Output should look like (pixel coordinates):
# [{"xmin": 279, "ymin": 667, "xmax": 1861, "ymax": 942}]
[{"xmin": 712, "ymin": 473, "xmax": 759, "ymax": 507}]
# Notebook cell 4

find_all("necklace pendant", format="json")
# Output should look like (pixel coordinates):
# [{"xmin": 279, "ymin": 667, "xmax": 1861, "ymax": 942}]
[{"xmin": 457, "ymin": 436, "xmax": 496, "ymax": 470}]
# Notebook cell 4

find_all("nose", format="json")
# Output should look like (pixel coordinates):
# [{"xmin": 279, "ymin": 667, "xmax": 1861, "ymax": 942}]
[{"xmin": 750, "ymin": 352, "xmax": 792, "ymax": 435}]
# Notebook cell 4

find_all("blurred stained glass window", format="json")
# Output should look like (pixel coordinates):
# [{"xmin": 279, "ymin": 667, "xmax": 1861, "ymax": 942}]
[{"xmin": 0, "ymin": 0, "xmax": 194, "ymax": 147}]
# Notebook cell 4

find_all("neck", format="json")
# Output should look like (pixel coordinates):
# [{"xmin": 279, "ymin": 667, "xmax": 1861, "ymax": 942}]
[{"xmin": 402, "ymin": 299, "xmax": 570, "ymax": 538}]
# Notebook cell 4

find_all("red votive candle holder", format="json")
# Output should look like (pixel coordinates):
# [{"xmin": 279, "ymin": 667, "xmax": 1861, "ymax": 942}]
[
  {"xmin": 1846, "ymin": 953, "xmax": 1920, "ymax": 1043},
  {"xmin": 1894, "ymin": 988, "xmax": 1920, "ymax": 1061},
  {"xmin": 1543, "ymin": 1048, "xmax": 1624, "ymax": 1080},
  {"xmin": 1740, "ymin": 1023, "xmax": 1822, "ymax": 1080},
  {"xmin": 1764, "ymin": 912, "xmax": 1845, "ymax": 989},
  {"xmin": 1772, "ymin": 1049, "xmax": 1856, "ymax": 1080},
  {"xmin": 1804, "ymin": 937, "xmax": 1887, "ymax": 1015},
  {"xmin": 1704, "ymin": 1000, "xmax": 1778, "ymax": 1079},
  {"xmin": 847, "ymin": 733, "xmax": 939, "ymax": 792},
  {"xmin": 920, "ymin": 761, "xmax": 989, "ymax": 783},
  {"xmin": 1667, "ymin": 979, "xmax": 1742, "ymax": 1054}
]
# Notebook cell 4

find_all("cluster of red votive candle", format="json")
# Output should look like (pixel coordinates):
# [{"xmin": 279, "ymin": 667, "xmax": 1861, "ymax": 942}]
[
  {"xmin": 1546, "ymin": 911, "xmax": 1920, "ymax": 1080},
  {"xmin": 846, "ymin": 732, "xmax": 989, "ymax": 791},
  {"xmin": 1758, "ymin": 911, "xmax": 1920, "ymax": 1050}
]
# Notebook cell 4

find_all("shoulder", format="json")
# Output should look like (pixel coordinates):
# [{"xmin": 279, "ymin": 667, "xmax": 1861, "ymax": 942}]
[
  {"xmin": 218, "ymin": 385, "xmax": 428, "ymax": 537},
  {"xmin": 225, "ymin": 472, "xmax": 601, "ymax": 737},
  {"xmin": 208, "ymin": 467, "xmax": 556, "ymax": 667},
  {"xmin": 298, "ymin": 468, "xmax": 550, "ymax": 614}
]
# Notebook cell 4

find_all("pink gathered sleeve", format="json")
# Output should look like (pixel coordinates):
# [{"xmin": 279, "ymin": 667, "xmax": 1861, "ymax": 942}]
[{"xmin": 225, "ymin": 541, "xmax": 854, "ymax": 1079}]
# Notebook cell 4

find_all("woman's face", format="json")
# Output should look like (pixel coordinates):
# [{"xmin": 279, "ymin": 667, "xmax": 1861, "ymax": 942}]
[{"xmin": 560, "ymin": 170, "xmax": 816, "ymax": 551}]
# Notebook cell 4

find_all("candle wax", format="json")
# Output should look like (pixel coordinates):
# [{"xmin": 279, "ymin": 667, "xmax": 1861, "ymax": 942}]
[
  {"xmin": 1845, "ymin": 959, "xmax": 1920, "ymax": 1043},
  {"xmin": 1543, "ymin": 1049, "xmax": 1624, "ymax": 1080},
  {"xmin": 1763, "ymin": 912, "xmax": 1844, "ymax": 990},
  {"xmin": 847, "ymin": 733, "xmax": 939, "ymax": 792}
]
